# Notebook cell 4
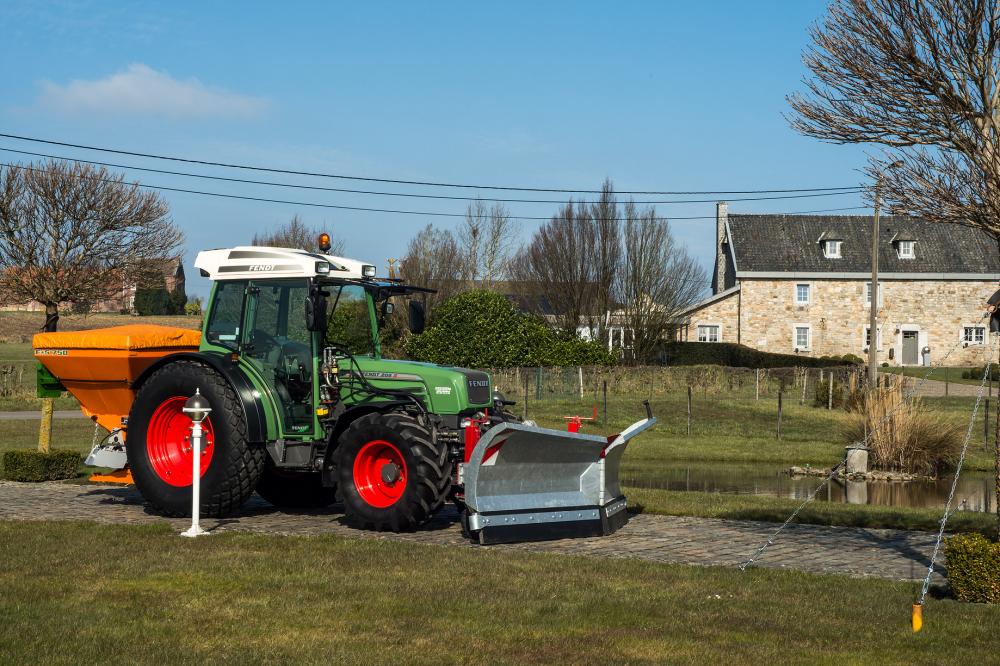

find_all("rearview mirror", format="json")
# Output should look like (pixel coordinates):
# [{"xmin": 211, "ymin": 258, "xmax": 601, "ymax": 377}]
[
  {"xmin": 304, "ymin": 287, "xmax": 328, "ymax": 332},
  {"xmin": 408, "ymin": 300, "xmax": 426, "ymax": 335}
]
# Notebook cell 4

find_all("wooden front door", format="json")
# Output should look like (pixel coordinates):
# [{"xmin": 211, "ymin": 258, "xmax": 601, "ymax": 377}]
[{"xmin": 902, "ymin": 330, "xmax": 919, "ymax": 365}]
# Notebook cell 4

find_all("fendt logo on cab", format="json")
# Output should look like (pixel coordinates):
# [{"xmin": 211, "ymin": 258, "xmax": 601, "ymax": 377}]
[{"xmin": 249, "ymin": 264, "xmax": 274, "ymax": 271}]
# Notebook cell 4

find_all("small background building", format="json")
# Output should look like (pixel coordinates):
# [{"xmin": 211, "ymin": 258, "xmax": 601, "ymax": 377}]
[{"xmin": 676, "ymin": 203, "xmax": 1000, "ymax": 366}]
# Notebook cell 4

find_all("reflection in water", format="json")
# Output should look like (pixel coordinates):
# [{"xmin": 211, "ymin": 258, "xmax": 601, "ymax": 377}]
[{"xmin": 621, "ymin": 462, "xmax": 995, "ymax": 512}]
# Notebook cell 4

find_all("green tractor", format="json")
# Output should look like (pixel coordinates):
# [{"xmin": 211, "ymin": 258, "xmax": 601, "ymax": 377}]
[{"xmin": 35, "ymin": 240, "xmax": 653, "ymax": 543}]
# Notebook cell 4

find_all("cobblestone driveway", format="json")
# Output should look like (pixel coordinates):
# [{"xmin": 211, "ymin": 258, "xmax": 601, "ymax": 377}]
[{"xmin": 0, "ymin": 481, "xmax": 944, "ymax": 584}]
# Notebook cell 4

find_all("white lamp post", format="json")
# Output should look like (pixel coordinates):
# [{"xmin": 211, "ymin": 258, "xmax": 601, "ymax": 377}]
[{"xmin": 181, "ymin": 389, "xmax": 211, "ymax": 538}]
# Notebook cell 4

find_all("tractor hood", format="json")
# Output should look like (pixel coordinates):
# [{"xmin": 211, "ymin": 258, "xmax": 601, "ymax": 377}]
[{"xmin": 346, "ymin": 357, "xmax": 492, "ymax": 414}]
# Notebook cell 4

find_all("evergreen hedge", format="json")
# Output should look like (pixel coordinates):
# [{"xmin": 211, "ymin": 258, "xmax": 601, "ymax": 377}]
[
  {"xmin": 945, "ymin": 533, "xmax": 1000, "ymax": 603},
  {"xmin": 406, "ymin": 290, "xmax": 614, "ymax": 368},
  {"xmin": 1, "ymin": 449, "xmax": 82, "ymax": 482},
  {"xmin": 658, "ymin": 342, "xmax": 861, "ymax": 369}
]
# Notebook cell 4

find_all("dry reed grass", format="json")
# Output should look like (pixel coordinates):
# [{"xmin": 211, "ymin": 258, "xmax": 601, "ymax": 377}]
[{"xmin": 843, "ymin": 379, "xmax": 963, "ymax": 476}]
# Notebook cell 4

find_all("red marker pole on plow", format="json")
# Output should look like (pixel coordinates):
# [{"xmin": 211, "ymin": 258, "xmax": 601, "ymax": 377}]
[{"xmin": 563, "ymin": 405, "xmax": 598, "ymax": 433}]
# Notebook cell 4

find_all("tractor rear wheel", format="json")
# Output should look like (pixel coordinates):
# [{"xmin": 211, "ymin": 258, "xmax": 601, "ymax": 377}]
[
  {"xmin": 127, "ymin": 359, "xmax": 266, "ymax": 517},
  {"xmin": 256, "ymin": 463, "xmax": 337, "ymax": 509},
  {"xmin": 336, "ymin": 411, "xmax": 450, "ymax": 531}
]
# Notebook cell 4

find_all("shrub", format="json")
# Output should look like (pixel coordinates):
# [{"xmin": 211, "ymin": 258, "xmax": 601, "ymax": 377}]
[
  {"xmin": 659, "ymin": 341, "xmax": 852, "ymax": 369},
  {"xmin": 963, "ymin": 363, "xmax": 1000, "ymax": 381},
  {"xmin": 813, "ymin": 379, "xmax": 845, "ymax": 408},
  {"xmin": 1, "ymin": 449, "xmax": 82, "ymax": 482},
  {"xmin": 945, "ymin": 533, "xmax": 1000, "ymax": 603},
  {"xmin": 406, "ymin": 290, "xmax": 614, "ymax": 368},
  {"xmin": 842, "ymin": 381, "xmax": 963, "ymax": 476}
]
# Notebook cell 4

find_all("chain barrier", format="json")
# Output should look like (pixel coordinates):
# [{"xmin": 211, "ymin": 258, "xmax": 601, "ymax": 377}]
[{"xmin": 739, "ymin": 312, "xmax": 991, "ymax": 570}]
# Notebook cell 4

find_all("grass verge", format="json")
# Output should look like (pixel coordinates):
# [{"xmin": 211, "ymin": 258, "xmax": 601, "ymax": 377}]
[{"xmin": 0, "ymin": 520, "xmax": 997, "ymax": 664}]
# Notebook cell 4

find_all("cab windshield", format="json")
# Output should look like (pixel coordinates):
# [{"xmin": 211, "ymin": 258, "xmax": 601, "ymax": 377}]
[{"xmin": 325, "ymin": 284, "xmax": 375, "ymax": 356}]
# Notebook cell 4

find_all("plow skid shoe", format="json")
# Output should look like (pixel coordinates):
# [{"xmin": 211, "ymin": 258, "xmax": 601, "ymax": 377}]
[{"xmin": 463, "ymin": 416, "xmax": 655, "ymax": 544}]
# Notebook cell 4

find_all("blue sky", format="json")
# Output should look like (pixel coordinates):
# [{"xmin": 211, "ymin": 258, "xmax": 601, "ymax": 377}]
[{"xmin": 0, "ymin": 1, "xmax": 870, "ymax": 299}]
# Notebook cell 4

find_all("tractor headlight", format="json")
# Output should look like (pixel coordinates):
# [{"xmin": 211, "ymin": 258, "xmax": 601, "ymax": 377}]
[
  {"xmin": 315, "ymin": 261, "xmax": 331, "ymax": 274},
  {"xmin": 362, "ymin": 264, "xmax": 376, "ymax": 278}
]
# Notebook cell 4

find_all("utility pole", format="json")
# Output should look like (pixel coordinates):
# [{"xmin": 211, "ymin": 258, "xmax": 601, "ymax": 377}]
[{"xmin": 869, "ymin": 177, "xmax": 881, "ymax": 389}]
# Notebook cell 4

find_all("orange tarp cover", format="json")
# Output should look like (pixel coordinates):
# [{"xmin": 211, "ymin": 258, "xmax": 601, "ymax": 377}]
[{"xmin": 34, "ymin": 324, "xmax": 201, "ymax": 351}]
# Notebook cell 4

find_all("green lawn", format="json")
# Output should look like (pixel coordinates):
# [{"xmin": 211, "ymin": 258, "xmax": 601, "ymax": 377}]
[{"xmin": 0, "ymin": 520, "xmax": 996, "ymax": 664}]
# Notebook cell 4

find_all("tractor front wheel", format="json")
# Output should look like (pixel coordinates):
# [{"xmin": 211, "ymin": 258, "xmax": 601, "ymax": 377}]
[
  {"xmin": 336, "ymin": 412, "xmax": 450, "ymax": 531},
  {"xmin": 127, "ymin": 360, "xmax": 266, "ymax": 517}
]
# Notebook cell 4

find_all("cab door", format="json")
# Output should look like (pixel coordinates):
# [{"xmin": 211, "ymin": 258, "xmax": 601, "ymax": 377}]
[{"xmin": 242, "ymin": 279, "xmax": 316, "ymax": 436}]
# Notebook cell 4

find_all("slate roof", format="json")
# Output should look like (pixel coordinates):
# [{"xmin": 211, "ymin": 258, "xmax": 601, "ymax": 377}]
[{"xmin": 727, "ymin": 215, "xmax": 1000, "ymax": 274}]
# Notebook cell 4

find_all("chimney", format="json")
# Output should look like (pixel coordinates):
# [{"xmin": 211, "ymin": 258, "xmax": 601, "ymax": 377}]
[{"xmin": 713, "ymin": 201, "xmax": 729, "ymax": 294}]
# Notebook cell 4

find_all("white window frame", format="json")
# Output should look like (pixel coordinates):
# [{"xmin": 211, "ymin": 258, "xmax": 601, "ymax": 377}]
[
  {"xmin": 865, "ymin": 281, "xmax": 884, "ymax": 307},
  {"xmin": 792, "ymin": 323, "xmax": 811, "ymax": 352},
  {"xmin": 823, "ymin": 240, "xmax": 842, "ymax": 258},
  {"xmin": 794, "ymin": 283, "xmax": 811, "ymax": 305},
  {"xmin": 696, "ymin": 323, "xmax": 721, "ymax": 343},
  {"xmin": 863, "ymin": 325, "xmax": 883, "ymax": 351},
  {"xmin": 962, "ymin": 325, "xmax": 986, "ymax": 346},
  {"xmin": 897, "ymin": 240, "xmax": 915, "ymax": 259}
]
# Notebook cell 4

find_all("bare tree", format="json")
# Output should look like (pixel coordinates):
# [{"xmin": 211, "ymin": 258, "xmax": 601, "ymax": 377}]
[
  {"xmin": 615, "ymin": 202, "xmax": 707, "ymax": 363},
  {"xmin": 399, "ymin": 223, "xmax": 462, "ymax": 319},
  {"xmin": 458, "ymin": 200, "xmax": 515, "ymax": 288},
  {"xmin": 788, "ymin": 0, "xmax": 1000, "ymax": 237},
  {"xmin": 588, "ymin": 179, "xmax": 622, "ymax": 343},
  {"xmin": 0, "ymin": 160, "xmax": 182, "ymax": 332},
  {"xmin": 252, "ymin": 214, "xmax": 346, "ymax": 254},
  {"xmin": 510, "ymin": 200, "xmax": 599, "ymax": 335}
]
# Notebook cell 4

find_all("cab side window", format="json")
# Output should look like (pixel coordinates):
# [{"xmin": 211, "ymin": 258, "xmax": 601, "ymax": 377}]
[{"xmin": 205, "ymin": 280, "xmax": 246, "ymax": 349}]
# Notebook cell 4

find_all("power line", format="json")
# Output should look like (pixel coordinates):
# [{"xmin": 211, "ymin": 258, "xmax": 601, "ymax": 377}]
[
  {"xmin": 0, "ymin": 131, "xmax": 863, "ymax": 195},
  {"xmin": 0, "ymin": 146, "xmax": 862, "ymax": 205},
  {"xmin": 0, "ymin": 160, "xmax": 867, "ymax": 222}
]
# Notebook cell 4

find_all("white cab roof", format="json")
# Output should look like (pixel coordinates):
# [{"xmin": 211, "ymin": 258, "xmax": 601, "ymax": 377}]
[{"xmin": 194, "ymin": 246, "xmax": 376, "ymax": 281}]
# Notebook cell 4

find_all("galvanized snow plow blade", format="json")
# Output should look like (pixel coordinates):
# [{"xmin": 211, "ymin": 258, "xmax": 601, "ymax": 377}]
[{"xmin": 462, "ymin": 406, "xmax": 656, "ymax": 545}]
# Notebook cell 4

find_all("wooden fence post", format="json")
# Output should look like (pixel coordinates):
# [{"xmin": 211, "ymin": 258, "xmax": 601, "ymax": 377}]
[
  {"xmin": 687, "ymin": 386, "xmax": 692, "ymax": 437},
  {"xmin": 800, "ymin": 368, "xmax": 807, "ymax": 406},
  {"xmin": 755, "ymin": 369, "xmax": 760, "ymax": 401},
  {"xmin": 776, "ymin": 389, "xmax": 783, "ymax": 439},
  {"xmin": 602, "ymin": 380, "xmax": 608, "ymax": 426},
  {"xmin": 523, "ymin": 370, "xmax": 529, "ymax": 419},
  {"xmin": 828, "ymin": 372, "xmax": 834, "ymax": 410},
  {"xmin": 535, "ymin": 366, "xmax": 542, "ymax": 401},
  {"xmin": 578, "ymin": 366, "xmax": 584, "ymax": 400}
]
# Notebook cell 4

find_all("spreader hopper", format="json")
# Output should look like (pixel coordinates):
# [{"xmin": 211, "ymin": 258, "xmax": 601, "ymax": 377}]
[{"xmin": 33, "ymin": 325, "xmax": 200, "ymax": 432}]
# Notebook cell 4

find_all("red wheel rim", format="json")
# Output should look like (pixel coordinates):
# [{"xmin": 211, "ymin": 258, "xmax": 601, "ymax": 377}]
[
  {"xmin": 146, "ymin": 396, "xmax": 215, "ymax": 487},
  {"xmin": 353, "ymin": 439, "xmax": 407, "ymax": 508}
]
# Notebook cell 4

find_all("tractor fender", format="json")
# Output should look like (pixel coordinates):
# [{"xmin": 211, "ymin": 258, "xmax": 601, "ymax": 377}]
[
  {"xmin": 319, "ymin": 400, "xmax": 417, "ymax": 487},
  {"xmin": 131, "ymin": 352, "xmax": 268, "ymax": 444}
]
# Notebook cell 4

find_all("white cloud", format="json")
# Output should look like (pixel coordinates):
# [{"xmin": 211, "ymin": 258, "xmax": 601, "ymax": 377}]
[{"xmin": 37, "ymin": 64, "xmax": 268, "ymax": 118}]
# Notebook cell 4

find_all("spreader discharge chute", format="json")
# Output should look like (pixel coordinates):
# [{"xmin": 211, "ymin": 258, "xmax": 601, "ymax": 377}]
[{"xmin": 462, "ymin": 404, "xmax": 656, "ymax": 544}]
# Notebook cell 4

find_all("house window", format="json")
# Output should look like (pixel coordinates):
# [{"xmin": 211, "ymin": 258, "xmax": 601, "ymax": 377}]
[
  {"xmin": 865, "ymin": 282, "xmax": 883, "ymax": 307},
  {"xmin": 697, "ymin": 325, "xmax": 720, "ymax": 343},
  {"xmin": 964, "ymin": 326, "xmax": 986, "ymax": 345},
  {"xmin": 794, "ymin": 325, "xmax": 811, "ymax": 351},
  {"xmin": 823, "ymin": 240, "xmax": 842, "ymax": 258},
  {"xmin": 897, "ymin": 240, "xmax": 915, "ymax": 259},
  {"xmin": 795, "ymin": 283, "xmax": 810, "ymax": 305}
]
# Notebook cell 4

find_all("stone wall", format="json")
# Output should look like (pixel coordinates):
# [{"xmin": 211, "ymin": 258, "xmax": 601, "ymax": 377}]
[
  {"xmin": 737, "ymin": 278, "xmax": 995, "ymax": 366},
  {"xmin": 681, "ymin": 290, "xmax": 740, "ymax": 344}
]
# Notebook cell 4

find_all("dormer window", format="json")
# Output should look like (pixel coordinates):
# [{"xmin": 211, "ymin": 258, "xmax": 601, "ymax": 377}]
[
  {"xmin": 897, "ymin": 239, "xmax": 915, "ymax": 259},
  {"xmin": 823, "ymin": 239, "xmax": 842, "ymax": 258}
]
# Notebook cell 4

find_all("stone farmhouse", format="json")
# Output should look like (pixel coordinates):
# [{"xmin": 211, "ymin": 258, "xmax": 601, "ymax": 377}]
[{"xmin": 675, "ymin": 203, "xmax": 1000, "ymax": 367}]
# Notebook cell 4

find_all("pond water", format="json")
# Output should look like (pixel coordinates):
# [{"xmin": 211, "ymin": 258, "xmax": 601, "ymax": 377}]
[{"xmin": 621, "ymin": 462, "xmax": 996, "ymax": 513}]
